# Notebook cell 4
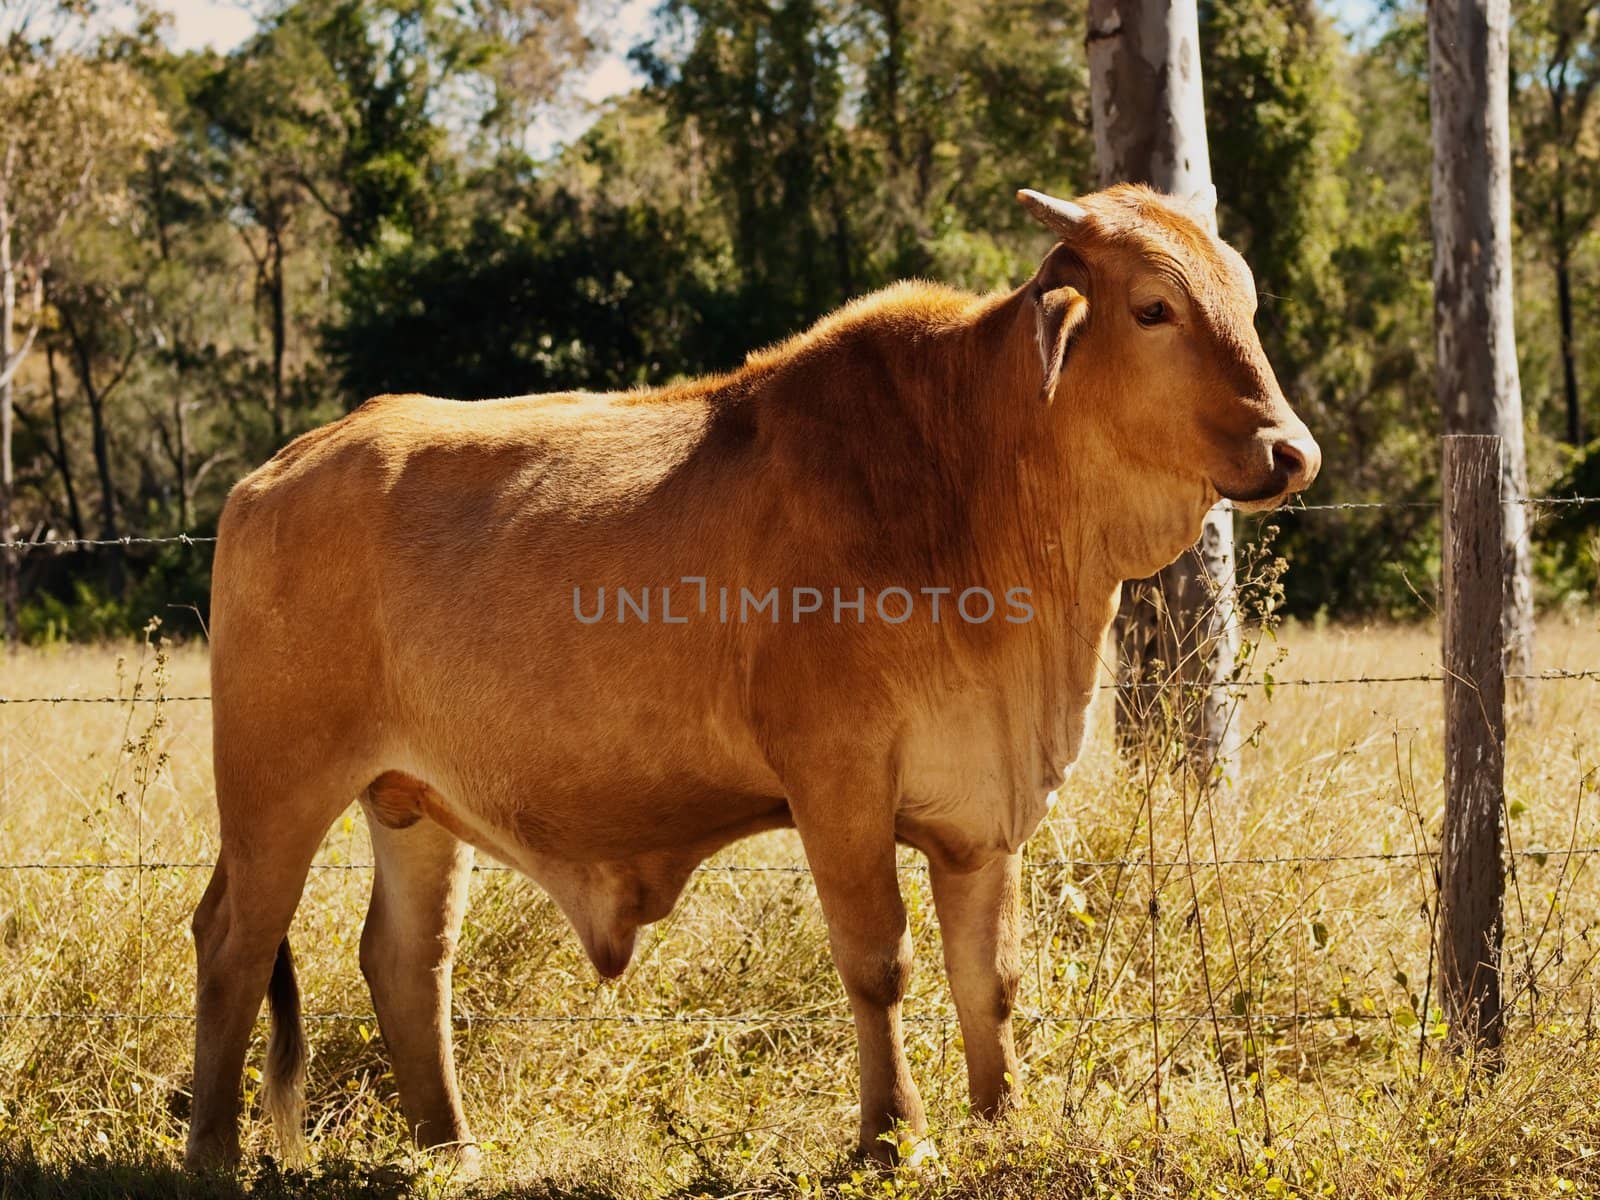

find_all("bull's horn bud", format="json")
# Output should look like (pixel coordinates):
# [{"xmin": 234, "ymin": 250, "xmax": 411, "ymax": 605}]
[{"xmin": 1016, "ymin": 188, "xmax": 1089, "ymax": 233}]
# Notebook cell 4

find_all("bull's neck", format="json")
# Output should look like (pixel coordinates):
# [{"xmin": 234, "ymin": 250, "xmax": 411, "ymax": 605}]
[
  {"xmin": 882, "ymin": 294, "xmax": 1122, "ymax": 723},
  {"xmin": 936, "ymin": 288, "xmax": 1122, "ymax": 603}
]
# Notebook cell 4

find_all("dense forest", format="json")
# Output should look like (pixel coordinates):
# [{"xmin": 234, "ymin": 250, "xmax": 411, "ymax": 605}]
[{"xmin": 1, "ymin": 0, "xmax": 1598, "ymax": 640}]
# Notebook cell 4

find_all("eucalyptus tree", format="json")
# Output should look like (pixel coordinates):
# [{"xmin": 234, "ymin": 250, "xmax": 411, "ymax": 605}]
[{"xmin": 0, "ymin": 34, "xmax": 164, "ymax": 640}]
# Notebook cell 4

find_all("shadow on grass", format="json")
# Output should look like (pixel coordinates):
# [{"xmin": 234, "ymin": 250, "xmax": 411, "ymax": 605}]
[{"xmin": 0, "ymin": 1143, "xmax": 757, "ymax": 1200}]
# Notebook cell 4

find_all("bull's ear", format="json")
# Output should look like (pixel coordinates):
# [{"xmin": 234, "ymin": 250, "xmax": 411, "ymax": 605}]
[{"xmin": 1033, "ymin": 243, "xmax": 1091, "ymax": 403}]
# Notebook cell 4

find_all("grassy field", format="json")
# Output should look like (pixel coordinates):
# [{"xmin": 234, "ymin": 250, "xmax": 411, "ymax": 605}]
[{"xmin": 3, "ymin": 617, "xmax": 1600, "ymax": 1198}]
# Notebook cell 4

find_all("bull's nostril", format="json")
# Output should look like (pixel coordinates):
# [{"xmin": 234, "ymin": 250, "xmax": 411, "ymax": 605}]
[{"xmin": 1271, "ymin": 436, "xmax": 1321, "ymax": 492}]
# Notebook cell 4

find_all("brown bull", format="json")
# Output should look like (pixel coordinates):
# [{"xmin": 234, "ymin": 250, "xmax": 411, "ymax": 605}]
[{"xmin": 185, "ymin": 184, "xmax": 1319, "ymax": 1173}]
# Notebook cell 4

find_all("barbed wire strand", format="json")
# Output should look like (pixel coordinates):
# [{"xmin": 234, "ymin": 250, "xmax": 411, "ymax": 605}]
[
  {"xmin": 8, "ymin": 668, "xmax": 1600, "ymax": 706},
  {"xmin": 5, "ymin": 846, "xmax": 1596, "ymax": 875},
  {"xmin": 0, "ymin": 535, "xmax": 217, "ymax": 552},
  {"xmin": 1265, "ymin": 495, "xmax": 1600, "ymax": 514},
  {"xmin": 0, "ymin": 1008, "xmax": 1552, "ymax": 1027},
  {"xmin": 9, "ymin": 492, "xmax": 1600, "ymax": 555},
  {"xmin": 0, "ymin": 695, "xmax": 211, "ymax": 705},
  {"xmin": 2, "ymin": 492, "xmax": 1599, "ymax": 555}
]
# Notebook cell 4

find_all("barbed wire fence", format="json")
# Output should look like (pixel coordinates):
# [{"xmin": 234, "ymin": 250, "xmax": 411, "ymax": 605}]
[{"xmin": 1, "ymin": 448, "xmax": 1599, "ymax": 1057}]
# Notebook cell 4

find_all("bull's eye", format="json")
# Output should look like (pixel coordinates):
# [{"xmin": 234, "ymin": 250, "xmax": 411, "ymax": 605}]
[{"xmin": 1135, "ymin": 300, "xmax": 1169, "ymax": 328}]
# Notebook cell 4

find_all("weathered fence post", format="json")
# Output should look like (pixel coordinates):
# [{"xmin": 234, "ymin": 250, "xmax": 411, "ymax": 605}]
[{"xmin": 1439, "ymin": 433, "xmax": 1506, "ymax": 1053}]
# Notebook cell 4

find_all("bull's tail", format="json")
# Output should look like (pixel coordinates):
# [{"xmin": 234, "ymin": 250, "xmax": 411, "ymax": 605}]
[{"xmin": 263, "ymin": 937, "xmax": 308, "ymax": 1164}]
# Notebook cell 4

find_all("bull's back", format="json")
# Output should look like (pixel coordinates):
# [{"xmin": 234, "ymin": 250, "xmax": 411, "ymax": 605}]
[{"xmin": 215, "ymin": 388, "xmax": 721, "ymax": 633}]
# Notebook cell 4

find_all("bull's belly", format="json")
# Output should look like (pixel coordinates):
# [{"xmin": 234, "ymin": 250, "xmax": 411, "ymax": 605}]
[
  {"xmin": 366, "ymin": 760, "xmax": 793, "ymax": 980},
  {"xmin": 387, "ymin": 743, "xmax": 790, "ymax": 864},
  {"xmin": 379, "ymin": 615, "xmax": 784, "ymax": 855}
]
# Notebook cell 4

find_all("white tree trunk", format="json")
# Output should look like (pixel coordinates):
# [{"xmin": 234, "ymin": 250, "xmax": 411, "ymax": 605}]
[
  {"xmin": 1089, "ymin": 0, "xmax": 1240, "ymax": 777},
  {"xmin": 1428, "ymin": 0, "xmax": 1534, "ymax": 685}
]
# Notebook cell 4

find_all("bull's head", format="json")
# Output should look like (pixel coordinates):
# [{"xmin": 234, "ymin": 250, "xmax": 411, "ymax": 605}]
[{"xmin": 1016, "ymin": 184, "xmax": 1320, "ymax": 521}]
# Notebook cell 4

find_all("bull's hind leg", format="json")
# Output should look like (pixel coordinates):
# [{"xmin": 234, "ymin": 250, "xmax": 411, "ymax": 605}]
[
  {"xmin": 360, "ymin": 796, "xmax": 478, "ymax": 1174},
  {"xmin": 186, "ymin": 799, "xmax": 336, "ymax": 1170}
]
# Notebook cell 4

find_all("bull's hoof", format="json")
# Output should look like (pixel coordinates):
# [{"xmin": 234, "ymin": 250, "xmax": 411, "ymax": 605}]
[
  {"xmin": 423, "ymin": 1141, "xmax": 483, "ymax": 1184},
  {"xmin": 182, "ymin": 1132, "xmax": 241, "ymax": 1174},
  {"xmin": 860, "ymin": 1131, "xmax": 939, "ymax": 1169},
  {"xmin": 409, "ymin": 1139, "xmax": 476, "ymax": 1190},
  {"xmin": 969, "ymin": 1088, "xmax": 1023, "ymax": 1122}
]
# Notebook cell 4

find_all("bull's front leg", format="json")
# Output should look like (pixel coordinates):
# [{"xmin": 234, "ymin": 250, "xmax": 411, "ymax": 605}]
[
  {"xmin": 928, "ymin": 851, "xmax": 1023, "ymax": 1117},
  {"xmin": 791, "ymin": 784, "xmax": 928, "ymax": 1162}
]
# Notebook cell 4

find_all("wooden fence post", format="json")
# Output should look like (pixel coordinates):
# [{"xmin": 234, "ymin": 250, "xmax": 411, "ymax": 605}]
[{"xmin": 1439, "ymin": 433, "xmax": 1506, "ymax": 1053}]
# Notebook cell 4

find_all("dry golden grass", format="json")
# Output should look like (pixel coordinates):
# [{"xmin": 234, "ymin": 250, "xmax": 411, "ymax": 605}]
[{"xmin": 3, "ymin": 616, "xmax": 1600, "ymax": 1197}]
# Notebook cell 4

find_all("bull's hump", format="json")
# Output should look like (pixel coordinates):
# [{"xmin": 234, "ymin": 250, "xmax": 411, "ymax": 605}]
[{"xmin": 741, "ymin": 280, "xmax": 982, "ymax": 372}]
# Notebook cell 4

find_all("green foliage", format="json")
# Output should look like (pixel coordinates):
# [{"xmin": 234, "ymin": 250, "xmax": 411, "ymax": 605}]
[
  {"xmin": 1511, "ymin": 0, "xmax": 1600, "ymax": 447},
  {"xmin": 1204, "ymin": 0, "xmax": 1359, "ymax": 342},
  {"xmin": 331, "ymin": 192, "xmax": 742, "ymax": 399},
  {"xmin": 19, "ymin": 541, "xmax": 213, "ymax": 644},
  {"xmin": 239, "ymin": 0, "xmax": 468, "ymax": 249},
  {"xmin": 636, "ymin": 0, "xmax": 861, "ymax": 342},
  {"xmin": 0, "ymin": 47, "xmax": 169, "ymax": 263},
  {"xmin": 1531, "ymin": 439, "xmax": 1600, "ymax": 604},
  {"xmin": 1204, "ymin": 3, "xmax": 1443, "ymax": 615},
  {"xmin": 634, "ymin": 0, "xmax": 1091, "ymax": 344},
  {"xmin": 19, "ymin": 577, "xmax": 134, "ymax": 643}
]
